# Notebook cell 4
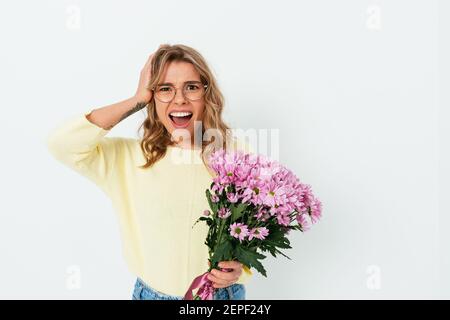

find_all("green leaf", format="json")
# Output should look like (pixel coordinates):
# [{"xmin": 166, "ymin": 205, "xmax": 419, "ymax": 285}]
[
  {"xmin": 259, "ymin": 244, "xmax": 292, "ymax": 260},
  {"xmin": 265, "ymin": 227, "xmax": 291, "ymax": 248},
  {"xmin": 192, "ymin": 216, "xmax": 213, "ymax": 229},
  {"xmin": 231, "ymin": 203, "xmax": 247, "ymax": 222},
  {"xmin": 234, "ymin": 246, "xmax": 267, "ymax": 277},
  {"xmin": 254, "ymin": 225, "xmax": 293, "ymax": 260},
  {"xmin": 206, "ymin": 189, "xmax": 218, "ymax": 214},
  {"xmin": 264, "ymin": 238, "xmax": 292, "ymax": 249},
  {"xmin": 211, "ymin": 240, "xmax": 234, "ymax": 265}
]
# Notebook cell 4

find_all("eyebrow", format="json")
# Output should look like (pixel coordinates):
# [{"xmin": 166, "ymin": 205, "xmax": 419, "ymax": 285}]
[{"xmin": 157, "ymin": 80, "xmax": 202, "ymax": 86}]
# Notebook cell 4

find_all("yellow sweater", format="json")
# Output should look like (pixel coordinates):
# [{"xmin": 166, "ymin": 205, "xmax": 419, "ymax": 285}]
[{"xmin": 46, "ymin": 110, "xmax": 253, "ymax": 296}]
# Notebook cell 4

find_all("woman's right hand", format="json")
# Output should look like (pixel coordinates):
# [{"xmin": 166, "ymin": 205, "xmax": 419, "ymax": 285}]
[{"xmin": 134, "ymin": 45, "xmax": 165, "ymax": 104}]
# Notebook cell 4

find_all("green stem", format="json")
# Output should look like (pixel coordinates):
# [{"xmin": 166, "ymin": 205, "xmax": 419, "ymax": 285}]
[
  {"xmin": 213, "ymin": 218, "xmax": 226, "ymax": 257},
  {"xmin": 246, "ymin": 206, "xmax": 254, "ymax": 226}
]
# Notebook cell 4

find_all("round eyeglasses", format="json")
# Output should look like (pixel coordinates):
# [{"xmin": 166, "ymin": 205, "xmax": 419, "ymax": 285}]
[{"xmin": 152, "ymin": 81, "xmax": 208, "ymax": 103}]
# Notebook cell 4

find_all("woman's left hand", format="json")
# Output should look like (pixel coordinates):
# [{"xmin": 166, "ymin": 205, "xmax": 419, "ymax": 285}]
[{"xmin": 207, "ymin": 260, "xmax": 243, "ymax": 288}]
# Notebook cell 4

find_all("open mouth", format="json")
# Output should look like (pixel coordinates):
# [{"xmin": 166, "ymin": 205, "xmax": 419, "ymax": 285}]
[{"xmin": 168, "ymin": 111, "xmax": 193, "ymax": 128}]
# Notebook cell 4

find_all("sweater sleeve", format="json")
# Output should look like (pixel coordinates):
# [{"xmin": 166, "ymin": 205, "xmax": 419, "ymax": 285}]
[{"xmin": 46, "ymin": 109, "xmax": 123, "ymax": 196}]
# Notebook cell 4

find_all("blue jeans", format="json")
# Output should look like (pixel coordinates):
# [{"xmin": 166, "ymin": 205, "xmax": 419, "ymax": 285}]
[{"xmin": 131, "ymin": 277, "xmax": 246, "ymax": 300}]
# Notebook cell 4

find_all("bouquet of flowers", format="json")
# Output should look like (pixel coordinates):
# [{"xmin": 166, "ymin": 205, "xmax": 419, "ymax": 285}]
[{"xmin": 183, "ymin": 149, "xmax": 322, "ymax": 300}]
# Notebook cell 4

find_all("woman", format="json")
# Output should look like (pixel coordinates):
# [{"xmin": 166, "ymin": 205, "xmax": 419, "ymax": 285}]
[{"xmin": 46, "ymin": 44, "xmax": 252, "ymax": 300}]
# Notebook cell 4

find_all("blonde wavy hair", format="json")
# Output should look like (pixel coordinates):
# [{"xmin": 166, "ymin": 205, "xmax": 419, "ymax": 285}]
[{"xmin": 137, "ymin": 44, "xmax": 234, "ymax": 171}]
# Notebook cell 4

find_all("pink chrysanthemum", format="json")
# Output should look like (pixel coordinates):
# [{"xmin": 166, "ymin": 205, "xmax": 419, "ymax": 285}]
[
  {"xmin": 248, "ymin": 227, "xmax": 269, "ymax": 241},
  {"xmin": 229, "ymin": 222, "xmax": 249, "ymax": 242},
  {"xmin": 218, "ymin": 207, "xmax": 231, "ymax": 219},
  {"xmin": 226, "ymin": 192, "xmax": 238, "ymax": 203},
  {"xmin": 309, "ymin": 197, "xmax": 322, "ymax": 223},
  {"xmin": 207, "ymin": 149, "xmax": 322, "ymax": 228},
  {"xmin": 210, "ymin": 194, "xmax": 220, "ymax": 203},
  {"xmin": 296, "ymin": 213, "xmax": 311, "ymax": 231}
]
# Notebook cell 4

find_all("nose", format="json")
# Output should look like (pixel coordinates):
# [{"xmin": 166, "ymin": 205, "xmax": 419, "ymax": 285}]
[{"xmin": 173, "ymin": 88, "xmax": 187, "ymax": 105}]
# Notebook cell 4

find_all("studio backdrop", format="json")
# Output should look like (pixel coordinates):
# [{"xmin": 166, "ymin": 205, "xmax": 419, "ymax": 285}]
[{"xmin": 0, "ymin": 0, "xmax": 448, "ymax": 299}]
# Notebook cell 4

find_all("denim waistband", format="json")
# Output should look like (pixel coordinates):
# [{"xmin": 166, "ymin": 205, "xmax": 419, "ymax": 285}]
[
  {"xmin": 135, "ymin": 277, "xmax": 183, "ymax": 299},
  {"xmin": 134, "ymin": 276, "xmax": 245, "ymax": 300}
]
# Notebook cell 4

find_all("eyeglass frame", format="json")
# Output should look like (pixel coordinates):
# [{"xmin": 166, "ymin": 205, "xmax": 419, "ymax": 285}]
[{"xmin": 151, "ymin": 81, "xmax": 208, "ymax": 102}]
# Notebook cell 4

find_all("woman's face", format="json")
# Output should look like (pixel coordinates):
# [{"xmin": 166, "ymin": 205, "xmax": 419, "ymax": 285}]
[{"xmin": 154, "ymin": 61, "xmax": 205, "ymax": 147}]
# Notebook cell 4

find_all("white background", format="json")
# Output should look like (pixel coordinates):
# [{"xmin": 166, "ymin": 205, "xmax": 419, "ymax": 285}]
[{"xmin": 0, "ymin": 0, "xmax": 448, "ymax": 299}]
